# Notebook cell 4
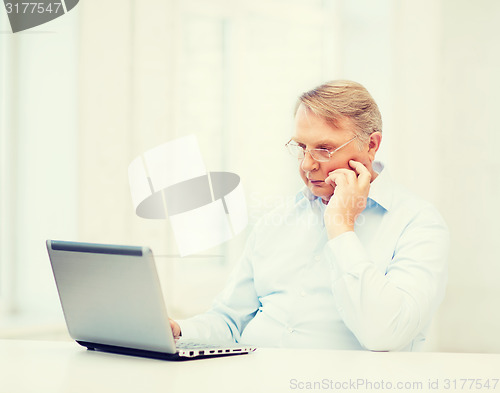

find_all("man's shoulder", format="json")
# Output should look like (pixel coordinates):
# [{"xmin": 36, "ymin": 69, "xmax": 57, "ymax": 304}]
[
  {"xmin": 374, "ymin": 163, "xmax": 446, "ymax": 226},
  {"xmin": 388, "ymin": 179, "xmax": 447, "ymax": 229}
]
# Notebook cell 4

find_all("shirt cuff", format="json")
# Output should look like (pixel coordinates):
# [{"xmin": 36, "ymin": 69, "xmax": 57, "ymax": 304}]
[
  {"xmin": 176, "ymin": 319, "xmax": 198, "ymax": 341},
  {"xmin": 325, "ymin": 231, "xmax": 371, "ymax": 277}
]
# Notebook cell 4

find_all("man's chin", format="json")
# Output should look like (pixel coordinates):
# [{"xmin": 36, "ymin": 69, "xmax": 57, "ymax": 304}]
[{"xmin": 308, "ymin": 185, "xmax": 334, "ymax": 202}]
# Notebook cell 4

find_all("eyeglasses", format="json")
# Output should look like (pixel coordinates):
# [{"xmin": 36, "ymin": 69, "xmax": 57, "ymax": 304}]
[{"xmin": 285, "ymin": 135, "xmax": 358, "ymax": 162}]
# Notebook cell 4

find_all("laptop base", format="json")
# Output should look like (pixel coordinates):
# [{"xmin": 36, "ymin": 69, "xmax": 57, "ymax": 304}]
[{"xmin": 77, "ymin": 341, "xmax": 250, "ymax": 361}]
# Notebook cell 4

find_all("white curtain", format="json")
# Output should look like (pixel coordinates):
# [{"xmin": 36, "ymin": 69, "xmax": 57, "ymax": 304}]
[{"xmin": 77, "ymin": 0, "xmax": 338, "ymax": 317}]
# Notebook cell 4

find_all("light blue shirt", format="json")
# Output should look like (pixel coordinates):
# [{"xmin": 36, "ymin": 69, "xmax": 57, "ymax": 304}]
[{"xmin": 178, "ymin": 162, "xmax": 449, "ymax": 351}]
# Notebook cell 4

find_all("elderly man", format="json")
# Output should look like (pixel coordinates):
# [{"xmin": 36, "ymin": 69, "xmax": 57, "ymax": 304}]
[{"xmin": 170, "ymin": 80, "xmax": 449, "ymax": 351}]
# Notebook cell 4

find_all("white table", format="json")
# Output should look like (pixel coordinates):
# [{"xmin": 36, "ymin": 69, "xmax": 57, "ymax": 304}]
[{"xmin": 1, "ymin": 339, "xmax": 500, "ymax": 393}]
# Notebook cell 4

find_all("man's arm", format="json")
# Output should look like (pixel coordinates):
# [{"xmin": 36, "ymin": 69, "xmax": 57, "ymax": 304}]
[
  {"xmin": 170, "ymin": 230, "xmax": 261, "ymax": 343},
  {"xmin": 326, "ymin": 208, "xmax": 449, "ymax": 351},
  {"xmin": 324, "ymin": 160, "xmax": 449, "ymax": 351}
]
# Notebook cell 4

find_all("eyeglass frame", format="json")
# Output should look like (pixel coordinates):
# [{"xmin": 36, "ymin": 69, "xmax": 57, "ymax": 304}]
[{"xmin": 285, "ymin": 135, "xmax": 358, "ymax": 162}]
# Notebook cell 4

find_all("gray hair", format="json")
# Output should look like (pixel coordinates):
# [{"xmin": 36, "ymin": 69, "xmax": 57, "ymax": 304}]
[{"xmin": 295, "ymin": 80, "xmax": 382, "ymax": 148}]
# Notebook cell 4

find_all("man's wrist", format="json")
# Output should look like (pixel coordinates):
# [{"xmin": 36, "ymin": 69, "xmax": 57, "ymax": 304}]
[{"xmin": 327, "ymin": 224, "xmax": 354, "ymax": 239}]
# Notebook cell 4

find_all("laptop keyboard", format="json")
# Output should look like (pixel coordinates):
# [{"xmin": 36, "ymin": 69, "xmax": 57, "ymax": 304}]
[{"xmin": 176, "ymin": 341, "xmax": 227, "ymax": 349}]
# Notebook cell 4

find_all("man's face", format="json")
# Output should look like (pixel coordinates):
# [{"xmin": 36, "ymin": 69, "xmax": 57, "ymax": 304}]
[{"xmin": 292, "ymin": 104, "xmax": 377, "ymax": 203}]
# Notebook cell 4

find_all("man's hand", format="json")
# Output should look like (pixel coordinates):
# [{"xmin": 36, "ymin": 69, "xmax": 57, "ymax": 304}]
[
  {"xmin": 169, "ymin": 318, "xmax": 182, "ymax": 340},
  {"xmin": 324, "ymin": 160, "xmax": 371, "ymax": 239}
]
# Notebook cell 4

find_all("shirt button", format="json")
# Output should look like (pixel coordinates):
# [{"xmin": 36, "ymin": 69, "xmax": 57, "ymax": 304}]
[
  {"xmin": 314, "ymin": 255, "xmax": 321, "ymax": 262},
  {"xmin": 287, "ymin": 327, "xmax": 295, "ymax": 334},
  {"xmin": 300, "ymin": 290, "xmax": 306, "ymax": 297}
]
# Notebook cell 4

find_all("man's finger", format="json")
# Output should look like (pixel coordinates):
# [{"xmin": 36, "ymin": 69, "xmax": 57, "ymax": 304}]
[
  {"xmin": 326, "ymin": 172, "xmax": 348, "ymax": 187},
  {"xmin": 349, "ymin": 160, "xmax": 371, "ymax": 185},
  {"xmin": 169, "ymin": 318, "xmax": 181, "ymax": 338},
  {"xmin": 328, "ymin": 168, "xmax": 356, "ymax": 184}
]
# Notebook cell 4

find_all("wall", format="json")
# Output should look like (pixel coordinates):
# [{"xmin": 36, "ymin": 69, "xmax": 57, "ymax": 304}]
[
  {"xmin": 2, "ymin": 0, "xmax": 500, "ymax": 352},
  {"xmin": 0, "ymin": 5, "xmax": 79, "ymax": 330},
  {"xmin": 338, "ymin": 0, "xmax": 500, "ymax": 352}
]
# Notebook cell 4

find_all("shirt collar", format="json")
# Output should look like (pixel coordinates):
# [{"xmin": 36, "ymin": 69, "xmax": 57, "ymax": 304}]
[
  {"xmin": 296, "ymin": 186, "xmax": 317, "ymax": 203},
  {"xmin": 366, "ymin": 161, "xmax": 393, "ymax": 211},
  {"xmin": 295, "ymin": 161, "xmax": 393, "ymax": 211}
]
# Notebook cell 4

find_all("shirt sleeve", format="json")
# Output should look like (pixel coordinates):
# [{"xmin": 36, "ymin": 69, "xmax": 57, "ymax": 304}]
[
  {"xmin": 325, "ymin": 204, "xmax": 449, "ymax": 351},
  {"xmin": 177, "ymin": 229, "xmax": 261, "ymax": 344}
]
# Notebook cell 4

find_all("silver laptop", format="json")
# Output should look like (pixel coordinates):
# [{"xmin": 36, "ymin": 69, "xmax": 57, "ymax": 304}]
[{"xmin": 46, "ymin": 240, "xmax": 255, "ymax": 360}]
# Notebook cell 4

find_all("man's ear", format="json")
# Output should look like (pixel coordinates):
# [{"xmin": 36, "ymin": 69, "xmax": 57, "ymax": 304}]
[{"xmin": 367, "ymin": 132, "xmax": 382, "ymax": 161}]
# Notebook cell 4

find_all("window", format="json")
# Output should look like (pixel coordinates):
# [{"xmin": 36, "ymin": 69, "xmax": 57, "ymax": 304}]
[
  {"xmin": 1, "ymin": 0, "xmax": 338, "ymax": 332},
  {"xmin": 0, "ymin": 9, "xmax": 79, "ymax": 333},
  {"xmin": 166, "ymin": 0, "xmax": 339, "ymax": 315}
]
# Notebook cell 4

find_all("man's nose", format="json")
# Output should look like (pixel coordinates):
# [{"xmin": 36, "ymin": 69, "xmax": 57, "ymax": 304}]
[{"xmin": 300, "ymin": 151, "xmax": 319, "ymax": 172}]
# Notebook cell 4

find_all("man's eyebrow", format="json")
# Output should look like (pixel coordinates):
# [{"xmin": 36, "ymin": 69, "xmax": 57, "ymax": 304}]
[
  {"xmin": 292, "ymin": 139, "xmax": 338, "ymax": 147},
  {"xmin": 315, "ymin": 140, "xmax": 336, "ymax": 147}
]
